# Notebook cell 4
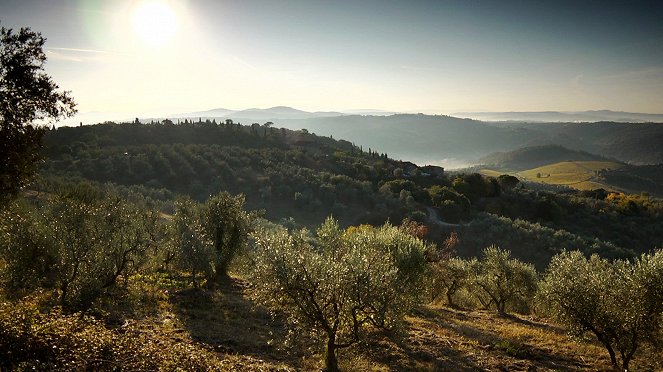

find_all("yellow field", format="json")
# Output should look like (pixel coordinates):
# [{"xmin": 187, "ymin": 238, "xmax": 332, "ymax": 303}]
[
  {"xmin": 478, "ymin": 161, "xmax": 624, "ymax": 191},
  {"xmin": 518, "ymin": 161, "xmax": 623, "ymax": 190},
  {"xmin": 478, "ymin": 168, "xmax": 505, "ymax": 177}
]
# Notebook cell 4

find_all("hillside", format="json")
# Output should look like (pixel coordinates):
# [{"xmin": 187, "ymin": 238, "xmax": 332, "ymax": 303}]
[
  {"xmin": 38, "ymin": 121, "xmax": 663, "ymax": 271},
  {"xmin": 517, "ymin": 161, "xmax": 624, "ymax": 191},
  {"xmin": 2, "ymin": 275, "xmax": 660, "ymax": 371},
  {"xmin": 276, "ymin": 114, "xmax": 534, "ymax": 167},
  {"xmin": 41, "ymin": 121, "xmax": 424, "ymax": 228},
  {"xmin": 478, "ymin": 145, "xmax": 611, "ymax": 171},
  {"xmin": 4, "ymin": 122, "xmax": 662, "ymax": 371},
  {"xmin": 600, "ymin": 164, "xmax": 663, "ymax": 197},
  {"xmin": 83, "ymin": 111, "xmax": 663, "ymax": 167},
  {"xmin": 273, "ymin": 115, "xmax": 663, "ymax": 166},
  {"xmin": 474, "ymin": 144, "xmax": 663, "ymax": 196},
  {"xmin": 486, "ymin": 121, "xmax": 663, "ymax": 165}
]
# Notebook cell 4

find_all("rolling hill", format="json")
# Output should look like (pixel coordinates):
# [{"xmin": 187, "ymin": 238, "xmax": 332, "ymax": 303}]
[
  {"xmin": 474, "ymin": 145, "xmax": 663, "ymax": 196},
  {"xmin": 518, "ymin": 161, "xmax": 624, "ymax": 191},
  {"xmin": 273, "ymin": 115, "xmax": 663, "ymax": 166},
  {"xmin": 478, "ymin": 145, "xmax": 611, "ymax": 171},
  {"xmin": 78, "ymin": 108, "xmax": 663, "ymax": 167}
]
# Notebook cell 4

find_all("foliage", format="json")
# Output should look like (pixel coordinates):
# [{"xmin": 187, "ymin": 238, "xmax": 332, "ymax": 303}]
[
  {"xmin": 172, "ymin": 191, "xmax": 254, "ymax": 286},
  {"xmin": 427, "ymin": 185, "xmax": 470, "ymax": 222},
  {"xmin": 430, "ymin": 257, "xmax": 476, "ymax": 307},
  {"xmin": 38, "ymin": 120, "xmax": 663, "ymax": 268},
  {"xmin": 0, "ymin": 26, "xmax": 75, "ymax": 206},
  {"xmin": 471, "ymin": 246, "xmax": 538, "ymax": 314},
  {"xmin": 536, "ymin": 250, "xmax": 663, "ymax": 370},
  {"xmin": 0, "ymin": 184, "xmax": 159, "ymax": 309},
  {"xmin": 458, "ymin": 212, "xmax": 634, "ymax": 270},
  {"xmin": 249, "ymin": 218, "xmax": 430, "ymax": 371},
  {"xmin": 497, "ymin": 174, "xmax": 519, "ymax": 190},
  {"xmin": 204, "ymin": 191, "xmax": 254, "ymax": 278},
  {"xmin": 172, "ymin": 197, "xmax": 215, "ymax": 288},
  {"xmin": 0, "ymin": 199, "xmax": 56, "ymax": 291}
]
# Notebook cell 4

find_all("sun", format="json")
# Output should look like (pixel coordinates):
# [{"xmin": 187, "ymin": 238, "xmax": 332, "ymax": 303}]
[{"xmin": 131, "ymin": 1, "xmax": 178, "ymax": 47}]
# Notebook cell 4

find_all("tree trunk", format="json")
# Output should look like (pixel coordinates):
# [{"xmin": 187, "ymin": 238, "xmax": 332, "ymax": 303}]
[
  {"xmin": 604, "ymin": 342, "xmax": 617, "ymax": 369},
  {"xmin": 446, "ymin": 291, "xmax": 455, "ymax": 307},
  {"xmin": 497, "ymin": 299, "xmax": 506, "ymax": 314},
  {"xmin": 324, "ymin": 336, "xmax": 339, "ymax": 372}
]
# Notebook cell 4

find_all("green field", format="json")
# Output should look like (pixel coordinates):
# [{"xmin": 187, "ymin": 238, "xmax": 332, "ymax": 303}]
[
  {"xmin": 477, "ymin": 168, "xmax": 505, "ymax": 177},
  {"xmin": 480, "ymin": 161, "xmax": 624, "ymax": 191}
]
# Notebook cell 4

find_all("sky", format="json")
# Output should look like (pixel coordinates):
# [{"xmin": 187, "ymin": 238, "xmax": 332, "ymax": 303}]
[{"xmin": 1, "ymin": 0, "xmax": 663, "ymax": 123}]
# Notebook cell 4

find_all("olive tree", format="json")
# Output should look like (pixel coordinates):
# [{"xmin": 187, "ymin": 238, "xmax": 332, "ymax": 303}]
[
  {"xmin": 537, "ymin": 250, "xmax": 663, "ymax": 371},
  {"xmin": 472, "ymin": 246, "xmax": 538, "ymax": 314},
  {"xmin": 431, "ymin": 257, "xmax": 476, "ymax": 307},
  {"xmin": 250, "ymin": 218, "xmax": 430, "ymax": 371},
  {"xmin": 204, "ymin": 192, "xmax": 253, "ymax": 280},
  {"xmin": 0, "ymin": 25, "xmax": 76, "ymax": 206},
  {"xmin": 172, "ymin": 197, "xmax": 215, "ymax": 288},
  {"xmin": 0, "ymin": 182, "xmax": 160, "ymax": 309},
  {"xmin": 171, "ymin": 192, "xmax": 253, "ymax": 286}
]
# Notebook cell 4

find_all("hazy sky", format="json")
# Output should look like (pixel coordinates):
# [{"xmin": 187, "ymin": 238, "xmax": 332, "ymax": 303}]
[{"xmin": 2, "ymin": 0, "xmax": 663, "ymax": 121}]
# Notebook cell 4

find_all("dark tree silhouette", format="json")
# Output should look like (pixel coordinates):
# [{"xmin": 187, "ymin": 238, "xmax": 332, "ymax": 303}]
[{"xmin": 0, "ymin": 25, "xmax": 76, "ymax": 206}]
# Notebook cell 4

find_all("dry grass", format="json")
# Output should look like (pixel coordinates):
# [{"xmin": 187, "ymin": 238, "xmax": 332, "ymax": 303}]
[
  {"xmin": 123, "ymin": 275, "xmax": 662, "ymax": 371},
  {"xmin": 478, "ymin": 161, "xmax": 626, "ymax": 191},
  {"xmin": 518, "ymin": 161, "xmax": 623, "ymax": 191},
  {"xmin": 478, "ymin": 169, "xmax": 507, "ymax": 178},
  {"xmin": 12, "ymin": 274, "xmax": 659, "ymax": 371}
]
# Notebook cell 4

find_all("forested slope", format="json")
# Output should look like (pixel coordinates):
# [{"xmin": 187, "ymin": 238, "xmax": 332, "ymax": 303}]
[{"xmin": 39, "ymin": 121, "xmax": 663, "ymax": 269}]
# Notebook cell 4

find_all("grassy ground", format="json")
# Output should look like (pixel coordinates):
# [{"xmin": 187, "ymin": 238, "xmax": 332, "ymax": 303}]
[
  {"xmin": 480, "ymin": 161, "xmax": 624, "ymax": 192},
  {"xmin": 3, "ymin": 271, "xmax": 659, "ymax": 370},
  {"xmin": 87, "ymin": 274, "xmax": 660, "ymax": 371}
]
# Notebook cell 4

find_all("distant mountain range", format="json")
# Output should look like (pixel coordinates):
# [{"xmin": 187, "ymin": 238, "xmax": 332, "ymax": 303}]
[
  {"xmin": 167, "ymin": 106, "xmax": 399, "ymax": 121},
  {"xmin": 453, "ymin": 110, "xmax": 663, "ymax": 123}
]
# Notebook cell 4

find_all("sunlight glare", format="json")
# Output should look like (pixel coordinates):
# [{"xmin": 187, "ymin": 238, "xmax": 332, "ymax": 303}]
[{"xmin": 131, "ymin": 1, "xmax": 178, "ymax": 47}]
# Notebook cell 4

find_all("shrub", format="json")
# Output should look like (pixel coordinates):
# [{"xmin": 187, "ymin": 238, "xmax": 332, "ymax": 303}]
[
  {"xmin": 204, "ymin": 192, "xmax": 253, "ymax": 279},
  {"xmin": 172, "ymin": 197, "xmax": 215, "ymax": 288}
]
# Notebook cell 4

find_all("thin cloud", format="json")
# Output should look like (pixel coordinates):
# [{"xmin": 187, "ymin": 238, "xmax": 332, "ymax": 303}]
[
  {"xmin": 48, "ymin": 47, "xmax": 110, "ymax": 54},
  {"xmin": 46, "ymin": 47, "xmax": 132, "ymax": 62}
]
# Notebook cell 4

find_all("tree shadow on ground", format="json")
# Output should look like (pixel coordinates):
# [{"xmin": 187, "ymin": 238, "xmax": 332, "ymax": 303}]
[
  {"xmin": 422, "ymin": 307, "xmax": 596, "ymax": 371},
  {"xmin": 168, "ymin": 277, "xmax": 312, "ymax": 369},
  {"xmin": 355, "ymin": 306, "xmax": 600, "ymax": 371}
]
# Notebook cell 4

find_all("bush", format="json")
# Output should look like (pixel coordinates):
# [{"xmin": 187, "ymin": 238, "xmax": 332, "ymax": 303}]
[
  {"xmin": 250, "ymin": 218, "xmax": 430, "ymax": 371},
  {"xmin": 536, "ymin": 250, "xmax": 663, "ymax": 371}
]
